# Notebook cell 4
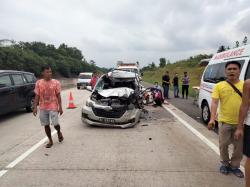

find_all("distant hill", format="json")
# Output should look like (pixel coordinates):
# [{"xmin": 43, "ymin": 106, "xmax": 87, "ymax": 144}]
[
  {"xmin": 0, "ymin": 41, "xmax": 108, "ymax": 77},
  {"xmin": 142, "ymin": 54, "xmax": 213, "ymax": 96}
]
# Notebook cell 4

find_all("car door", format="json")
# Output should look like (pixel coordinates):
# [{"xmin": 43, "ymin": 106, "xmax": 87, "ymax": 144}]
[
  {"xmin": 11, "ymin": 73, "xmax": 26, "ymax": 108},
  {"xmin": 23, "ymin": 73, "xmax": 36, "ymax": 101},
  {"xmin": 0, "ymin": 74, "xmax": 15, "ymax": 114}
]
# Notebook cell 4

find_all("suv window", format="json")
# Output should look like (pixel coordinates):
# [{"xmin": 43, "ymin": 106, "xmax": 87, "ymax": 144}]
[
  {"xmin": 24, "ymin": 73, "xmax": 35, "ymax": 83},
  {"xmin": 0, "ymin": 75, "xmax": 12, "ymax": 87},
  {"xmin": 203, "ymin": 60, "xmax": 245, "ymax": 83},
  {"xmin": 12, "ymin": 74, "xmax": 24, "ymax": 85},
  {"xmin": 245, "ymin": 60, "xmax": 250, "ymax": 80}
]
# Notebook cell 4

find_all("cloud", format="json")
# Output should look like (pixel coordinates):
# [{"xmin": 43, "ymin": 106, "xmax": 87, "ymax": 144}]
[{"xmin": 0, "ymin": 0, "xmax": 249, "ymax": 67}]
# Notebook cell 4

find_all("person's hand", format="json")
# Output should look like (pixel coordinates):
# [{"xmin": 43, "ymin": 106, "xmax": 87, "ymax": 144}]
[
  {"xmin": 234, "ymin": 127, "xmax": 244, "ymax": 140},
  {"xmin": 58, "ymin": 107, "xmax": 63, "ymax": 115},
  {"xmin": 208, "ymin": 119, "xmax": 215, "ymax": 130},
  {"xmin": 33, "ymin": 107, "xmax": 37, "ymax": 116}
]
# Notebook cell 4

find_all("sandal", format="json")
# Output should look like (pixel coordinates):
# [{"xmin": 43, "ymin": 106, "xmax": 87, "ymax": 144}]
[
  {"xmin": 231, "ymin": 168, "xmax": 244, "ymax": 178},
  {"xmin": 45, "ymin": 142, "xmax": 53, "ymax": 148},
  {"xmin": 219, "ymin": 165, "xmax": 230, "ymax": 175},
  {"xmin": 58, "ymin": 132, "xmax": 64, "ymax": 142}
]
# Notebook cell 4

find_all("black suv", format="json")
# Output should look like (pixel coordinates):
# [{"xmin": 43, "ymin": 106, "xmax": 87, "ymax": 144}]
[{"xmin": 0, "ymin": 70, "xmax": 36, "ymax": 115}]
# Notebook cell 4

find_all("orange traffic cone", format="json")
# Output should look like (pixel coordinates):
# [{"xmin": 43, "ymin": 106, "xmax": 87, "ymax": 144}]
[{"xmin": 67, "ymin": 92, "xmax": 77, "ymax": 109}]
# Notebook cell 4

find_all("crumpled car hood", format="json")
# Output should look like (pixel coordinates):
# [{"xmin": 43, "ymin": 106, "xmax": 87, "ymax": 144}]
[{"xmin": 98, "ymin": 87, "xmax": 134, "ymax": 98}]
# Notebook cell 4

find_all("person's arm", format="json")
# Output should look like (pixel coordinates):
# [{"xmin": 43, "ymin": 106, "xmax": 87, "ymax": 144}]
[
  {"xmin": 162, "ymin": 75, "xmax": 167, "ymax": 84},
  {"xmin": 33, "ymin": 94, "xmax": 39, "ymax": 116},
  {"xmin": 167, "ymin": 78, "xmax": 170, "ymax": 84},
  {"xmin": 208, "ymin": 98, "xmax": 219, "ymax": 129},
  {"xmin": 235, "ymin": 81, "xmax": 250, "ymax": 139},
  {"xmin": 89, "ymin": 78, "xmax": 93, "ymax": 86},
  {"xmin": 57, "ymin": 93, "xmax": 63, "ymax": 115},
  {"xmin": 208, "ymin": 84, "xmax": 219, "ymax": 129},
  {"xmin": 56, "ymin": 81, "xmax": 63, "ymax": 115},
  {"xmin": 33, "ymin": 81, "xmax": 40, "ymax": 116}
]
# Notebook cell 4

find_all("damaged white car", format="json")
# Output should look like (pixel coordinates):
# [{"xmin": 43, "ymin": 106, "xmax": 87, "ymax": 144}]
[{"xmin": 81, "ymin": 70, "xmax": 144, "ymax": 128}]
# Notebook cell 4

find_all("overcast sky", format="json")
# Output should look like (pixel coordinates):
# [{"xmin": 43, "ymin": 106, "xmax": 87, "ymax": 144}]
[{"xmin": 0, "ymin": 0, "xmax": 249, "ymax": 68}]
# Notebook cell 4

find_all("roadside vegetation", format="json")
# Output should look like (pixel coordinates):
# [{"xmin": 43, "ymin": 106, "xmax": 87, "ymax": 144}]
[
  {"xmin": 142, "ymin": 54, "xmax": 213, "ymax": 96},
  {"xmin": 0, "ymin": 41, "xmax": 108, "ymax": 77}
]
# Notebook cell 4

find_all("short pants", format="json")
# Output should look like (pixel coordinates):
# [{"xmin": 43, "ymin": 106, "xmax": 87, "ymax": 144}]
[
  {"xmin": 39, "ymin": 110, "xmax": 59, "ymax": 126},
  {"xmin": 244, "ymin": 124, "xmax": 250, "ymax": 157}
]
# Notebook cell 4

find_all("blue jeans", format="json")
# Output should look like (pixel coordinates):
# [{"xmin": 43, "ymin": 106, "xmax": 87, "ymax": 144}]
[
  {"xmin": 174, "ymin": 85, "xmax": 179, "ymax": 97},
  {"xmin": 163, "ymin": 84, "xmax": 169, "ymax": 99}
]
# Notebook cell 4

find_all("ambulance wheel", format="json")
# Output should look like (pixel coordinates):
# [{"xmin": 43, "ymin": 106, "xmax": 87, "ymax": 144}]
[{"xmin": 202, "ymin": 101, "xmax": 210, "ymax": 124}]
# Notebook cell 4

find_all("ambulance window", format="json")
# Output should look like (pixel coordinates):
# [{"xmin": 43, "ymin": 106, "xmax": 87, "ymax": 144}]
[
  {"xmin": 203, "ymin": 63, "xmax": 222, "ymax": 83},
  {"xmin": 245, "ymin": 60, "xmax": 250, "ymax": 80},
  {"xmin": 215, "ymin": 62, "xmax": 227, "ymax": 82}
]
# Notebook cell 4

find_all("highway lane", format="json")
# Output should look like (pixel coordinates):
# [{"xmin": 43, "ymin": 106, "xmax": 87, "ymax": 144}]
[{"xmin": 0, "ymin": 88, "xmax": 244, "ymax": 187}]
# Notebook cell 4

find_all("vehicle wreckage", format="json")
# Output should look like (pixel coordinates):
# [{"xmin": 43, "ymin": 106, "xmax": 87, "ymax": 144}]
[{"xmin": 81, "ymin": 70, "xmax": 145, "ymax": 128}]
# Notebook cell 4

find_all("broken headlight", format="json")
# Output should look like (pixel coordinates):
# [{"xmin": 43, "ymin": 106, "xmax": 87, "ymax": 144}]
[{"xmin": 85, "ymin": 100, "xmax": 93, "ymax": 107}]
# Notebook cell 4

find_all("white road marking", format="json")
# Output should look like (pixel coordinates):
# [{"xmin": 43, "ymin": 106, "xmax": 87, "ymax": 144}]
[
  {"xmin": 0, "ymin": 101, "xmax": 245, "ymax": 179},
  {"xmin": 0, "ymin": 130, "xmax": 57, "ymax": 178},
  {"xmin": 162, "ymin": 103, "xmax": 245, "ymax": 173},
  {"xmin": 0, "ymin": 170, "xmax": 8, "ymax": 178}
]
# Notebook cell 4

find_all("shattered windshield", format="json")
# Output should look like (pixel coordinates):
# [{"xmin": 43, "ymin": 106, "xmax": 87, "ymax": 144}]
[{"xmin": 94, "ymin": 74, "xmax": 136, "ymax": 92}]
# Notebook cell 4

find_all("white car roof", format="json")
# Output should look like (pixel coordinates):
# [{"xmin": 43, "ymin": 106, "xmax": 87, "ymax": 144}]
[{"xmin": 79, "ymin": 72, "xmax": 93, "ymax": 75}]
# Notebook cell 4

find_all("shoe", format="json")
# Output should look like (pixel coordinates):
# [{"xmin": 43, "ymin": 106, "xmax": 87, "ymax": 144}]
[
  {"xmin": 231, "ymin": 168, "xmax": 244, "ymax": 178},
  {"xmin": 219, "ymin": 165, "xmax": 230, "ymax": 175}
]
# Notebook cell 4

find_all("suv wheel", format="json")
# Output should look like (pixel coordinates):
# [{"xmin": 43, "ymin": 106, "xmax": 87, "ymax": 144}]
[
  {"xmin": 26, "ymin": 97, "xmax": 34, "ymax": 112},
  {"xmin": 201, "ymin": 101, "xmax": 210, "ymax": 124}
]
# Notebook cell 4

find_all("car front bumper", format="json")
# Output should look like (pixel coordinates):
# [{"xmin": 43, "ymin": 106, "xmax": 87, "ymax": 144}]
[
  {"xmin": 77, "ymin": 82, "xmax": 89, "ymax": 87},
  {"xmin": 81, "ymin": 105, "xmax": 141, "ymax": 128}
]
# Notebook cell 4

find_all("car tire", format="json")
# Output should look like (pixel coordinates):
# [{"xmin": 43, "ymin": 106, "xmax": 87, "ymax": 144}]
[
  {"xmin": 77, "ymin": 86, "xmax": 80, "ymax": 89},
  {"xmin": 26, "ymin": 97, "xmax": 34, "ymax": 112},
  {"xmin": 201, "ymin": 101, "xmax": 210, "ymax": 124}
]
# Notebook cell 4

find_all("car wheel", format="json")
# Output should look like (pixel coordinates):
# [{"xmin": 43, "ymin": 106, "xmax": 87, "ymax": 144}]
[
  {"xmin": 201, "ymin": 101, "xmax": 210, "ymax": 124},
  {"xmin": 26, "ymin": 97, "xmax": 34, "ymax": 112},
  {"xmin": 77, "ymin": 86, "xmax": 80, "ymax": 89}
]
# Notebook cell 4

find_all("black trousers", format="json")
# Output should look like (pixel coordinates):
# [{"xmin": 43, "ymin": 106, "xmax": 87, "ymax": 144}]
[{"xmin": 182, "ymin": 85, "xmax": 189, "ymax": 98}]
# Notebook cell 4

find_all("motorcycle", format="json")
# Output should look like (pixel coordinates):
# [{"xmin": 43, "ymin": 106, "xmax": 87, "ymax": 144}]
[{"xmin": 143, "ymin": 87, "xmax": 164, "ymax": 106}]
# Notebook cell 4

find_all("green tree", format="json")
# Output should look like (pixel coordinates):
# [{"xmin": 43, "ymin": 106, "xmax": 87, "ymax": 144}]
[
  {"xmin": 150, "ymin": 62, "xmax": 156, "ymax": 69},
  {"xmin": 217, "ymin": 45, "xmax": 226, "ymax": 53},
  {"xmin": 235, "ymin": 41, "xmax": 240, "ymax": 48},
  {"xmin": 0, "ymin": 40, "xmax": 108, "ymax": 77},
  {"xmin": 243, "ymin": 36, "xmax": 248, "ymax": 45},
  {"xmin": 159, "ymin": 58, "xmax": 166, "ymax": 68}
]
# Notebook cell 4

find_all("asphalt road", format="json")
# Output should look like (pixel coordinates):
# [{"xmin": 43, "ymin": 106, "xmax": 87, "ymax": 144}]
[
  {"xmin": 142, "ymin": 82, "xmax": 203, "ymax": 124},
  {"xmin": 0, "ymin": 87, "xmax": 244, "ymax": 187}
]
